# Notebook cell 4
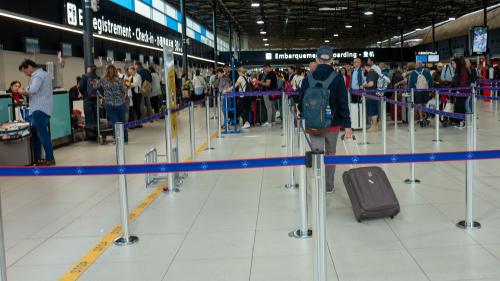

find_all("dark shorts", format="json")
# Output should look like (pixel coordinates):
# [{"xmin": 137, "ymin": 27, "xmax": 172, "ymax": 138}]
[
  {"xmin": 366, "ymin": 99, "xmax": 379, "ymax": 117},
  {"xmin": 414, "ymin": 91, "xmax": 430, "ymax": 105}
]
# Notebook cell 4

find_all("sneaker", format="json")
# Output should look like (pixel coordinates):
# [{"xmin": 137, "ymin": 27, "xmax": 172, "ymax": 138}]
[
  {"xmin": 262, "ymin": 122, "xmax": 271, "ymax": 127},
  {"xmin": 454, "ymin": 121, "xmax": 465, "ymax": 129},
  {"xmin": 326, "ymin": 186, "xmax": 334, "ymax": 193},
  {"xmin": 242, "ymin": 122, "xmax": 251, "ymax": 129},
  {"xmin": 276, "ymin": 111, "xmax": 281, "ymax": 119}
]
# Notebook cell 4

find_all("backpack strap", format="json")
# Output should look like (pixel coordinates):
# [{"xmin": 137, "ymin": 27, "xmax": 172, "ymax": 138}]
[{"xmin": 307, "ymin": 72, "xmax": 338, "ymax": 89}]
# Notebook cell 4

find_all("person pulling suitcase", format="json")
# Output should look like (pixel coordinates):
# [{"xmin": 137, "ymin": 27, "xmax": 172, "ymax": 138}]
[{"xmin": 296, "ymin": 45, "xmax": 352, "ymax": 193}]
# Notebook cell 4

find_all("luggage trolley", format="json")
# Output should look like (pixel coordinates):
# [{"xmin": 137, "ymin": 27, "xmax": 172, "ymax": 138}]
[
  {"xmin": 144, "ymin": 145, "xmax": 186, "ymax": 189},
  {"xmin": 96, "ymin": 96, "xmax": 114, "ymax": 145}
]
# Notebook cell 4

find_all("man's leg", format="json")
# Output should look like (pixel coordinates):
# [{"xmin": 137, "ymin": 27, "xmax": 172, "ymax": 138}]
[
  {"xmin": 31, "ymin": 117, "xmax": 42, "ymax": 162},
  {"xmin": 263, "ymin": 95, "xmax": 273, "ymax": 124},
  {"xmin": 32, "ymin": 111, "xmax": 54, "ymax": 162},
  {"xmin": 324, "ymin": 131, "xmax": 340, "ymax": 191}
]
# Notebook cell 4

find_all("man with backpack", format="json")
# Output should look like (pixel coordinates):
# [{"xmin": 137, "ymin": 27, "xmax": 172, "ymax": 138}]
[
  {"xmin": 79, "ymin": 64, "xmax": 100, "ymax": 130},
  {"xmin": 409, "ymin": 61, "xmax": 434, "ymax": 126},
  {"xmin": 134, "ymin": 61, "xmax": 153, "ymax": 118},
  {"xmin": 297, "ymin": 45, "xmax": 352, "ymax": 193},
  {"xmin": 441, "ymin": 57, "xmax": 455, "ymax": 85}
]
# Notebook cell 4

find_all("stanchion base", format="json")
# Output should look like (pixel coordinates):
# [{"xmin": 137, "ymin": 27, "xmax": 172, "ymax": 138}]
[
  {"xmin": 358, "ymin": 142, "xmax": 370, "ymax": 145},
  {"xmin": 456, "ymin": 221, "xmax": 481, "ymax": 230},
  {"xmin": 432, "ymin": 139, "xmax": 443, "ymax": 142},
  {"xmin": 204, "ymin": 147, "xmax": 215, "ymax": 151},
  {"xmin": 289, "ymin": 229, "xmax": 312, "ymax": 239},
  {"xmin": 114, "ymin": 235, "xmax": 139, "ymax": 246},
  {"xmin": 282, "ymin": 145, "xmax": 286, "ymax": 148},
  {"xmin": 163, "ymin": 187, "xmax": 180, "ymax": 193},
  {"xmin": 285, "ymin": 183, "xmax": 299, "ymax": 189},
  {"xmin": 404, "ymin": 179, "xmax": 421, "ymax": 184}
]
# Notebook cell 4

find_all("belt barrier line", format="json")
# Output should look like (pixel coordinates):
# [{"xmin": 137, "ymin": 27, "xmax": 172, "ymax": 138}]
[{"xmin": 2, "ymin": 149, "xmax": 500, "ymax": 177}]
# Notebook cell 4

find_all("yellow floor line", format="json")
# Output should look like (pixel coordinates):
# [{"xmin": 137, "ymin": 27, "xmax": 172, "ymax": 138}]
[{"xmin": 59, "ymin": 131, "xmax": 219, "ymax": 281}]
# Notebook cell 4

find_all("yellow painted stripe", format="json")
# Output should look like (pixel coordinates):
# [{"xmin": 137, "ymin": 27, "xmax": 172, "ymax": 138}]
[{"xmin": 59, "ymin": 131, "xmax": 219, "ymax": 281}]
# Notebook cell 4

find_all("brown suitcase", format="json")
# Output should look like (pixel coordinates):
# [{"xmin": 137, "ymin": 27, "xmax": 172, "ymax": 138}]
[{"xmin": 341, "ymin": 136, "xmax": 400, "ymax": 222}]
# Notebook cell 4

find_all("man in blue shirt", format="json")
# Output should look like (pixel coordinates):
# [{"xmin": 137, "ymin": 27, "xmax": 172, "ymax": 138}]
[
  {"xmin": 350, "ymin": 58, "xmax": 365, "ymax": 102},
  {"xmin": 18, "ymin": 59, "xmax": 55, "ymax": 166}
]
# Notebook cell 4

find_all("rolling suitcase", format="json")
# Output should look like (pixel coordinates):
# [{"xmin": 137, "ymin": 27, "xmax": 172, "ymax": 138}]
[
  {"xmin": 341, "ymin": 136, "xmax": 400, "ymax": 222},
  {"xmin": 350, "ymin": 102, "xmax": 362, "ymax": 130}
]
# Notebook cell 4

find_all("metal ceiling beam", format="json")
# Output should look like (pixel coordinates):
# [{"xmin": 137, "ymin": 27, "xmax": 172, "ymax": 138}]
[{"xmin": 214, "ymin": 0, "xmax": 243, "ymax": 34}]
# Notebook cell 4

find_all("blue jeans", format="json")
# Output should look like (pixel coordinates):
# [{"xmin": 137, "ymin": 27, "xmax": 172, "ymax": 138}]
[
  {"xmin": 104, "ymin": 103, "xmax": 128, "ymax": 142},
  {"xmin": 31, "ymin": 111, "xmax": 54, "ymax": 161}
]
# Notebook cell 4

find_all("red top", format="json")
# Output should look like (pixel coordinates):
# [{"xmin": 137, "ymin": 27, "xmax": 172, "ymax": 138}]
[
  {"xmin": 11, "ymin": 92, "xmax": 20, "ymax": 103},
  {"xmin": 329, "ymin": 126, "xmax": 341, "ymax": 133}
]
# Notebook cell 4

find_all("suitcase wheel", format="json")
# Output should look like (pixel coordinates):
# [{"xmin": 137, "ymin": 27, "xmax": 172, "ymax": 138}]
[{"xmin": 357, "ymin": 219, "xmax": 362, "ymax": 223}]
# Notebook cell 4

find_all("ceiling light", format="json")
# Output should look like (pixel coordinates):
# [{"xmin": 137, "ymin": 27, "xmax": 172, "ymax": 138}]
[
  {"xmin": 264, "ymin": 43, "xmax": 269, "ymax": 46},
  {"xmin": 377, "ymin": 41, "xmax": 382, "ymax": 44},
  {"xmin": 415, "ymin": 28, "xmax": 422, "ymax": 31},
  {"xmin": 263, "ymin": 38, "xmax": 268, "ymax": 41},
  {"xmin": 256, "ymin": 20, "xmax": 264, "ymax": 24},
  {"xmin": 260, "ymin": 31, "xmax": 267, "ymax": 35},
  {"xmin": 307, "ymin": 27, "xmax": 326, "ymax": 30},
  {"xmin": 449, "ymin": 17, "xmax": 456, "ymax": 20},
  {"xmin": 364, "ymin": 11, "xmax": 374, "ymax": 15},
  {"xmin": 318, "ymin": 7, "xmax": 347, "ymax": 11},
  {"xmin": 251, "ymin": 3, "xmax": 260, "ymax": 7},
  {"xmin": 324, "ymin": 40, "xmax": 330, "ymax": 43},
  {"xmin": 345, "ymin": 25, "xmax": 352, "ymax": 28},
  {"xmin": 333, "ymin": 34, "xmax": 339, "ymax": 37},
  {"xmin": 393, "ymin": 35, "xmax": 399, "ymax": 38}
]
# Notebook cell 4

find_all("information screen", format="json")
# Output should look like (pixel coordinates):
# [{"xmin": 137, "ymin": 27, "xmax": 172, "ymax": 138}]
[
  {"xmin": 428, "ymin": 54, "xmax": 440, "ymax": 62},
  {"xmin": 472, "ymin": 26, "xmax": 488, "ymax": 54}
]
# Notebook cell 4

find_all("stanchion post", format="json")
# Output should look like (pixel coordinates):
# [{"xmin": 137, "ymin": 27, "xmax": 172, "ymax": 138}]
[
  {"xmin": 217, "ymin": 93, "xmax": 223, "ymax": 138},
  {"xmin": 382, "ymin": 97, "xmax": 387, "ymax": 154},
  {"xmin": 457, "ymin": 113, "xmax": 481, "ymax": 230},
  {"xmin": 114, "ymin": 123, "xmax": 139, "ymax": 246},
  {"xmin": 472, "ymin": 86, "xmax": 477, "ymax": 151},
  {"xmin": 290, "ymin": 119, "xmax": 312, "ymax": 239},
  {"xmin": 0, "ymin": 191, "xmax": 6, "ymax": 281},
  {"xmin": 285, "ymin": 102, "xmax": 297, "ymax": 189},
  {"xmin": 189, "ymin": 101, "xmax": 196, "ymax": 161},
  {"xmin": 404, "ymin": 89, "xmax": 421, "ymax": 184},
  {"xmin": 394, "ymin": 91, "xmax": 398, "ymax": 129},
  {"xmin": 433, "ymin": 90, "xmax": 442, "ymax": 142},
  {"xmin": 311, "ymin": 150, "xmax": 327, "ymax": 281},
  {"xmin": 282, "ymin": 93, "xmax": 288, "ymax": 148},
  {"xmin": 205, "ymin": 96, "xmax": 214, "ymax": 150},
  {"xmin": 360, "ymin": 94, "xmax": 369, "ymax": 145}
]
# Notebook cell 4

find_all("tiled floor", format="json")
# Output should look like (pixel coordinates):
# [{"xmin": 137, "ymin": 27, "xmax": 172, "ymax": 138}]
[{"xmin": 3, "ymin": 101, "xmax": 500, "ymax": 281}]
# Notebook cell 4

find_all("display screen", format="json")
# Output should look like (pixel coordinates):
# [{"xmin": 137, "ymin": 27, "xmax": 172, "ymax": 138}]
[
  {"xmin": 428, "ymin": 54, "xmax": 440, "ymax": 62},
  {"xmin": 416, "ymin": 55, "xmax": 428, "ymax": 63},
  {"xmin": 125, "ymin": 52, "xmax": 131, "ymax": 62},
  {"xmin": 472, "ymin": 26, "xmax": 488, "ymax": 54},
  {"xmin": 24, "ymin": 37, "xmax": 39, "ymax": 53},
  {"xmin": 61, "ymin": 43, "xmax": 72, "ymax": 57}
]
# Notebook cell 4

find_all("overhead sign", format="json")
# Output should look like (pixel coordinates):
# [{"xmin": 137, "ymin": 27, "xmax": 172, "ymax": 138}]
[
  {"xmin": 265, "ymin": 50, "xmax": 375, "ymax": 61},
  {"xmin": 65, "ymin": 1, "xmax": 182, "ymax": 52}
]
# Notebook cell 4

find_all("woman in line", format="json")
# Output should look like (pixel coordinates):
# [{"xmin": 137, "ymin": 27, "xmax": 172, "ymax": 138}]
[
  {"xmin": 100, "ymin": 65, "xmax": 128, "ymax": 143},
  {"xmin": 149, "ymin": 66, "xmax": 162, "ymax": 115},
  {"xmin": 193, "ymin": 69, "xmax": 207, "ymax": 102},
  {"xmin": 230, "ymin": 67, "xmax": 252, "ymax": 129}
]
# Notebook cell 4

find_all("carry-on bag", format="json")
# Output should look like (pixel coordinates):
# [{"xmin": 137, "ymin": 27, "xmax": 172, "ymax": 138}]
[
  {"xmin": 350, "ymin": 102, "xmax": 362, "ymax": 130},
  {"xmin": 341, "ymin": 136, "xmax": 400, "ymax": 222}
]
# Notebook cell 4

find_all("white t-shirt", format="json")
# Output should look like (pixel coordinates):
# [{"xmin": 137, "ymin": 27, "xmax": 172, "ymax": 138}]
[
  {"xmin": 193, "ymin": 75, "xmax": 206, "ymax": 88},
  {"xmin": 236, "ymin": 76, "xmax": 247, "ymax": 92},
  {"xmin": 291, "ymin": 75, "xmax": 304, "ymax": 91}
]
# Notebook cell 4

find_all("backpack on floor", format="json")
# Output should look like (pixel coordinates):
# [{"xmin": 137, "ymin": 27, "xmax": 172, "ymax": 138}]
[{"xmin": 302, "ymin": 72, "xmax": 337, "ymax": 135}]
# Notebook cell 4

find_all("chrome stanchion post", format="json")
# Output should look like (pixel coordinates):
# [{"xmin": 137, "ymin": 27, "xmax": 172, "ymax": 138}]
[
  {"xmin": 282, "ymin": 94, "xmax": 288, "ymax": 148},
  {"xmin": 311, "ymin": 150, "xmax": 327, "ymax": 281},
  {"xmin": 404, "ymin": 89, "xmax": 421, "ymax": 184},
  {"xmin": 290, "ymin": 119, "xmax": 312, "ymax": 239},
  {"xmin": 189, "ymin": 101, "xmax": 196, "ymax": 161},
  {"xmin": 381, "ymin": 96, "xmax": 387, "ymax": 154},
  {"xmin": 360, "ymin": 94, "xmax": 369, "ymax": 145},
  {"xmin": 394, "ymin": 91, "xmax": 398, "ymax": 129},
  {"xmin": 285, "ymin": 102, "xmax": 298, "ymax": 189},
  {"xmin": 205, "ymin": 96, "xmax": 214, "ymax": 150},
  {"xmin": 0, "ymin": 186, "xmax": 7, "ymax": 281},
  {"xmin": 217, "ymin": 93, "xmax": 223, "ymax": 138},
  {"xmin": 114, "ymin": 123, "xmax": 139, "ymax": 246},
  {"xmin": 457, "ymin": 113, "xmax": 481, "ymax": 230},
  {"xmin": 163, "ymin": 107, "xmax": 178, "ymax": 193},
  {"xmin": 433, "ymin": 90, "xmax": 442, "ymax": 142},
  {"xmin": 472, "ymin": 86, "xmax": 478, "ymax": 151}
]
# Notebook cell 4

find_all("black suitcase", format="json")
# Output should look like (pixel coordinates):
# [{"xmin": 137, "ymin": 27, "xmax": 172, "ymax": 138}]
[{"xmin": 341, "ymin": 136, "xmax": 400, "ymax": 222}]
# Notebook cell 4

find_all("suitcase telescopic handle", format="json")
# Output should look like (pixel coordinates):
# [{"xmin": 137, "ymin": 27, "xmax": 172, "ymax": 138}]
[{"xmin": 341, "ymin": 134, "xmax": 362, "ymax": 168}]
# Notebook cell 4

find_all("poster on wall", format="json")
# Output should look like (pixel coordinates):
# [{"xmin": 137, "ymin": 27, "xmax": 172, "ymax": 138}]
[{"xmin": 471, "ymin": 26, "xmax": 488, "ymax": 55}]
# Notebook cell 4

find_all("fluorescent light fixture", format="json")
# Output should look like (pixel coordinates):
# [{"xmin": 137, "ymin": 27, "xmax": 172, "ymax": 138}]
[
  {"xmin": 256, "ymin": 20, "xmax": 264, "ymax": 24},
  {"xmin": 324, "ymin": 40, "xmax": 330, "ymax": 43},
  {"xmin": 333, "ymin": 34, "xmax": 339, "ymax": 37},
  {"xmin": 251, "ymin": 2, "xmax": 260, "ymax": 7},
  {"xmin": 449, "ymin": 17, "xmax": 456, "ymax": 20},
  {"xmin": 263, "ymin": 38, "xmax": 268, "ymax": 41},
  {"xmin": 260, "ymin": 31, "xmax": 267, "ymax": 34},
  {"xmin": 345, "ymin": 25, "xmax": 352, "ymax": 28},
  {"xmin": 318, "ymin": 7, "xmax": 347, "ymax": 11},
  {"xmin": 377, "ymin": 41, "xmax": 382, "ymax": 44},
  {"xmin": 364, "ymin": 11, "xmax": 373, "ymax": 15},
  {"xmin": 415, "ymin": 28, "xmax": 422, "ymax": 31},
  {"xmin": 393, "ymin": 35, "xmax": 399, "ymax": 38},
  {"xmin": 0, "ymin": 9, "xmax": 225, "ymax": 65},
  {"xmin": 308, "ymin": 27, "xmax": 326, "ymax": 30},
  {"xmin": 264, "ymin": 43, "xmax": 269, "ymax": 46}
]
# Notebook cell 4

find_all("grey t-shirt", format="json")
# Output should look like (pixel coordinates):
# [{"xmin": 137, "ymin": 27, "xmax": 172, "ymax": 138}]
[{"xmin": 365, "ymin": 70, "xmax": 379, "ymax": 90}]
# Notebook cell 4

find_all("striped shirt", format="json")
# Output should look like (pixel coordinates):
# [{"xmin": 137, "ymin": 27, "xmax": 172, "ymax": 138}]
[
  {"xmin": 100, "ymin": 77, "xmax": 127, "ymax": 107},
  {"xmin": 27, "ymin": 68, "xmax": 53, "ymax": 116}
]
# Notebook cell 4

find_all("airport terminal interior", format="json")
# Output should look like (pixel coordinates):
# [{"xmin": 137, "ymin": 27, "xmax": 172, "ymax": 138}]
[{"xmin": 2, "ymin": 0, "xmax": 500, "ymax": 281}]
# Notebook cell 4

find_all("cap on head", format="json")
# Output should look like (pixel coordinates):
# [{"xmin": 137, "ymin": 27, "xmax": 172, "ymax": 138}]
[{"xmin": 316, "ymin": 45, "xmax": 333, "ymax": 61}]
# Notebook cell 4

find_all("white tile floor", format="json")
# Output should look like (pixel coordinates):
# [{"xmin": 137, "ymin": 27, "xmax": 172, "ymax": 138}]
[{"xmin": 2, "ymin": 101, "xmax": 500, "ymax": 281}]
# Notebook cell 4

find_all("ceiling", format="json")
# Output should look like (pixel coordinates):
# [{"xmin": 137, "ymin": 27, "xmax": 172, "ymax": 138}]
[{"xmin": 168, "ymin": 0, "xmax": 499, "ymax": 49}]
